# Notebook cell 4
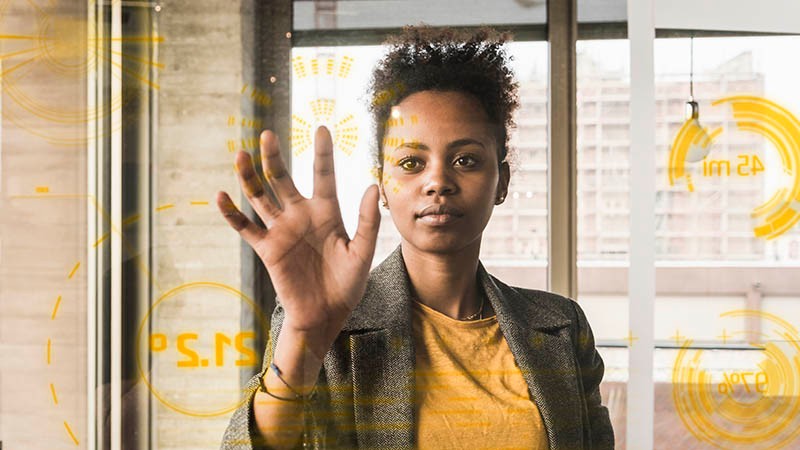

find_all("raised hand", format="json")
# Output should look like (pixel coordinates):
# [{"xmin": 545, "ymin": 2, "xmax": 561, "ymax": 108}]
[{"xmin": 216, "ymin": 126, "xmax": 381, "ymax": 350}]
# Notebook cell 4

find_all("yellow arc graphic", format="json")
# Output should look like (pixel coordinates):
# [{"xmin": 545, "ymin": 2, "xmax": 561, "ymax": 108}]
[
  {"xmin": 668, "ymin": 95, "xmax": 800, "ymax": 240},
  {"xmin": 0, "ymin": 0, "xmax": 162, "ymax": 145},
  {"xmin": 672, "ymin": 309, "xmax": 800, "ymax": 449},
  {"xmin": 135, "ymin": 281, "xmax": 270, "ymax": 418},
  {"xmin": 26, "ymin": 192, "xmax": 268, "ymax": 445}
]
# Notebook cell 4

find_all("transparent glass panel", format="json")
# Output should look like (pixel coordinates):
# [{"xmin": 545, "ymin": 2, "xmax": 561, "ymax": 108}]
[
  {"xmin": 577, "ymin": 39, "xmax": 631, "ymax": 339},
  {"xmin": 576, "ymin": 38, "xmax": 630, "ymax": 447},
  {"xmin": 579, "ymin": 34, "xmax": 800, "ymax": 448},
  {"xmin": 1, "ymin": 1, "xmax": 90, "ymax": 448},
  {"xmin": 653, "ymin": 35, "xmax": 800, "ymax": 449}
]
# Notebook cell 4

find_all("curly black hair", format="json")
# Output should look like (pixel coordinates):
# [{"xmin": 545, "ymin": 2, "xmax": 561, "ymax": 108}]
[{"xmin": 367, "ymin": 24, "xmax": 520, "ymax": 182}]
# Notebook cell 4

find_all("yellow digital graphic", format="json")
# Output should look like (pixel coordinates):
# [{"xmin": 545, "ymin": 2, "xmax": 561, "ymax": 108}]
[
  {"xmin": 290, "ymin": 54, "xmax": 359, "ymax": 157},
  {"xmin": 135, "ymin": 281, "xmax": 269, "ymax": 417},
  {"xmin": 372, "ymin": 80, "xmax": 407, "ymax": 108},
  {"xmin": 370, "ymin": 114, "xmax": 421, "ymax": 194},
  {"xmin": 229, "ymin": 55, "xmax": 414, "ymax": 199},
  {"xmin": 672, "ymin": 309, "xmax": 800, "ymax": 449},
  {"xmin": 10, "ymin": 188, "xmax": 268, "ymax": 445},
  {"xmin": 44, "ymin": 254, "xmax": 83, "ymax": 446},
  {"xmin": 668, "ymin": 95, "xmax": 800, "ymax": 240},
  {"xmin": 225, "ymin": 83, "xmax": 272, "ymax": 154},
  {"xmin": 0, "ymin": 0, "xmax": 162, "ymax": 146}
]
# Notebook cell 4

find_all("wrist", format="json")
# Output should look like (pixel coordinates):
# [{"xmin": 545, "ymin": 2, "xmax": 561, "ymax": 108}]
[
  {"xmin": 260, "ymin": 361, "xmax": 317, "ymax": 399},
  {"xmin": 281, "ymin": 317, "xmax": 343, "ymax": 361},
  {"xmin": 274, "ymin": 321, "xmax": 329, "ymax": 376}
]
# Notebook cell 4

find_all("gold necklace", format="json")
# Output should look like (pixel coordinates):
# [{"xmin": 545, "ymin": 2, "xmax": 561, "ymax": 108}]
[
  {"xmin": 412, "ymin": 294, "xmax": 486, "ymax": 321},
  {"xmin": 458, "ymin": 294, "xmax": 485, "ymax": 321}
]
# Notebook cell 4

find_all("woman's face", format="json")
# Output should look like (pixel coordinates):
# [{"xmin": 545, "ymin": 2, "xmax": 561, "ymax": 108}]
[{"xmin": 379, "ymin": 90, "xmax": 510, "ymax": 254}]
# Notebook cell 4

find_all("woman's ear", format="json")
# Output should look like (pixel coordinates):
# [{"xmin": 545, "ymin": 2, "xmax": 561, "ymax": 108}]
[
  {"xmin": 495, "ymin": 160, "xmax": 510, "ymax": 204},
  {"xmin": 378, "ymin": 181, "xmax": 389, "ymax": 209}
]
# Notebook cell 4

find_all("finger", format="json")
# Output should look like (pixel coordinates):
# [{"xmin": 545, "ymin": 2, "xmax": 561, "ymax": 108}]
[
  {"xmin": 312, "ymin": 126, "xmax": 337, "ymax": 200},
  {"xmin": 216, "ymin": 191, "xmax": 267, "ymax": 248},
  {"xmin": 260, "ymin": 130, "xmax": 304, "ymax": 207},
  {"xmin": 235, "ymin": 150, "xmax": 281, "ymax": 226},
  {"xmin": 349, "ymin": 184, "xmax": 381, "ymax": 264}
]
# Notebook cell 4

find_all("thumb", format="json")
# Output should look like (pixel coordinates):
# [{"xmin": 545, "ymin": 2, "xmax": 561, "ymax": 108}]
[{"xmin": 349, "ymin": 184, "xmax": 381, "ymax": 263}]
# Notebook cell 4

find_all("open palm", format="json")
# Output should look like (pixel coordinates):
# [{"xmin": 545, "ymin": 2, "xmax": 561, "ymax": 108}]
[{"xmin": 216, "ymin": 126, "xmax": 381, "ymax": 342}]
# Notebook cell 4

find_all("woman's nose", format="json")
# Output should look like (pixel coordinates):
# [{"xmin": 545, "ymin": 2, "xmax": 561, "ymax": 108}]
[{"xmin": 422, "ymin": 163, "xmax": 457, "ymax": 196}]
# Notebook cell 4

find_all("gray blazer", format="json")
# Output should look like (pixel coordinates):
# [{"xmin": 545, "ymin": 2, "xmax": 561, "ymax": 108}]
[{"xmin": 221, "ymin": 244, "xmax": 614, "ymax": 450}]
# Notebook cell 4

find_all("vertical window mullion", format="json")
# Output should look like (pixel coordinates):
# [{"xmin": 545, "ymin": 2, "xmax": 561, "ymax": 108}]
[
  {"xmin": 547, "ymin": 0, "xmax": 578, "ymax": 298},
  {"xmin": 627, "ymin": 0, "xmax": 657, "ymax": 448}
]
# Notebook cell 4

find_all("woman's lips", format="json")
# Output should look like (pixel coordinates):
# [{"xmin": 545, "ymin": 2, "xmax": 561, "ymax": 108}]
[{"xmin": 417, "ymin": 213, "xmax": 462, "ymax": 226}]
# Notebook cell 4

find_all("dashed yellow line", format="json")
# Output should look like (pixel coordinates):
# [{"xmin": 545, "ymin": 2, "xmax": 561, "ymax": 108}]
[
  {"xmin": 35, "ymin": 191, "xmax": 209, "ymax": 447},
  {"xmin": 93, "ymin": 233, "xmax": 110, "ymax": 248},
  {"xmin": 51, "ymin": 295, "xmax": 62, "ymax": 320},
  {"xmin": 97, "ymin": 35, "xmax": 164, "ymax": 43},
  {"xmin": 122, "ymin": 213, "xmax": 141, "ymax": 226},
  {"xmin": 67, "ymin": 262, "xmax": 80, "ymax": 280},
  {"xmin": 64, "ymin": 421, "xmax": 80, "ymax": 445}
]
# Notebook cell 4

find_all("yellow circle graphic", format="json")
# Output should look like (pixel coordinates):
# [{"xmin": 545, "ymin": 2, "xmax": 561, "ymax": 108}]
[
  {"xmin": 135, "ymin": 281, "xmax": 270, "ymax": 418},
  {"xmin": 672, "ymin": 309, "xmax": 800, "ymax": 449},
  {"xmin": 0, "ymin": 0, "xmax": 162, "ymax": 145},
  {"xmin": 668, "ymin": 95, "xmax": 800, "ymax": 240}
]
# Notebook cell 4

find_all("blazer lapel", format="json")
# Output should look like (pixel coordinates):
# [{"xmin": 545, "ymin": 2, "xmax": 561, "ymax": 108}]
[
  {"xmin": 341, "ymin": 244, "xmax": 416, "ymax": 448},
  {"xmin": 476, "ymin": 262, "xmax": 584, "ymax": 450},
  {"xmin": 340, "ymin": 244, "xmax": 581, "ymax": 449}
]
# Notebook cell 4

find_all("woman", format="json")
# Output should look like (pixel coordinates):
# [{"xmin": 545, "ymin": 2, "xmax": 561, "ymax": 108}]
[{"xmin": 218, "ymin": 26, "xmax": 614, "ymax": 450}]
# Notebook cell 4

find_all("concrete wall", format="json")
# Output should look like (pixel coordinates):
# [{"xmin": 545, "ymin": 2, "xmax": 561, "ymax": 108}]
[{"xmin": 153, "ymin": 0, "xmax": 246, "ymax": 447}]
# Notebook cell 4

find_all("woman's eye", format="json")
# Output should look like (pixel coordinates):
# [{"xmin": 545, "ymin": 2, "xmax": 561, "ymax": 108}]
[
  {"xmin": 399, "ymin": 158, "xmax": 420, "ymax": 170},
  {"xmin": 455, "ymin": 155, "xmax": 478, "ymax": 167}
]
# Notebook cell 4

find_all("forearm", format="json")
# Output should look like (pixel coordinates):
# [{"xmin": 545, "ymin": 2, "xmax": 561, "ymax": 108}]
[{"xmin": 252, "ymin": 325, "xmax": 328, "ymax": 450}]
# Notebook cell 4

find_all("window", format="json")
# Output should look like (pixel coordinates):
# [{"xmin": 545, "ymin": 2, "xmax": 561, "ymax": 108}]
[
  {"xmin": 5, "ymin": 0, "xmax": 799, "ymax": 447},
  {"xmin": 579, "ymin": 34, "xmax": 800, "ymax": 448}
]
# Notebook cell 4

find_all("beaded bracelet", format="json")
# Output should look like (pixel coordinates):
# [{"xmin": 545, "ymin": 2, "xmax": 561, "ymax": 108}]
[{"xmin": 258, "ymin": 361, "xmax": 314, "ymax": 403}]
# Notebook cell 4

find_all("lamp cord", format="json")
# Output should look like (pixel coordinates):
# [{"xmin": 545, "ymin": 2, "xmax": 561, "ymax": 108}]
[{"xmin": 689, "ymin": 36, "xmax": 695, "ymax": 101}]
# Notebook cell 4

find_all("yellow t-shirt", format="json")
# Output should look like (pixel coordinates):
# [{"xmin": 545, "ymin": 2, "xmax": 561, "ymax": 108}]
[{"xmin": 412, "ymin": 299, "xmax": 550, "ymax": 450}]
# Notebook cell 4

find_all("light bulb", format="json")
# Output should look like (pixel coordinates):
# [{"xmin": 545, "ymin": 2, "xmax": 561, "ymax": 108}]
[
  {"xmin": 684, "ymin": 100, "xmax": 712, "ymax": 162},
  {"xmin": 685, "ymin": 118, "xmax": 712, "ymax": 162}
]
